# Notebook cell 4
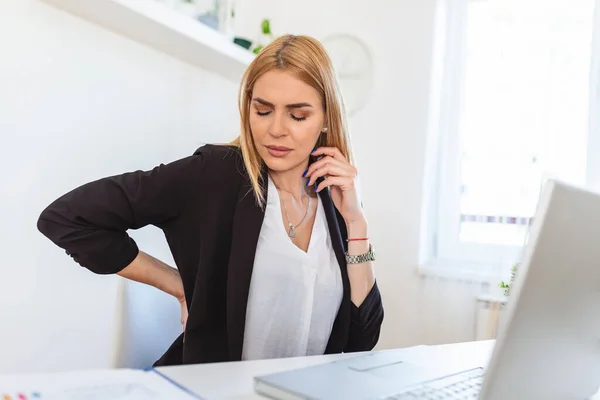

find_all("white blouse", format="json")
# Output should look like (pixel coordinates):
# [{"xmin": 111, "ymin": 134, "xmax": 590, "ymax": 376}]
[{"xmin": 241, "ymin": 177, "xmax": 344, "ymax": 361}]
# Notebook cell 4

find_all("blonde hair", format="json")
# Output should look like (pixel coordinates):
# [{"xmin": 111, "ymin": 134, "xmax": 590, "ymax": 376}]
[{"xmin": 229, "ymin": 34, "xmax": 354, "ymax": 208}]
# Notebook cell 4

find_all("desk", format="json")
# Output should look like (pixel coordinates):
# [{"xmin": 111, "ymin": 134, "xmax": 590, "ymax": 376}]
[{"xmin": 157, "ymin": 341, "xmax": 496, "ymax": 400}]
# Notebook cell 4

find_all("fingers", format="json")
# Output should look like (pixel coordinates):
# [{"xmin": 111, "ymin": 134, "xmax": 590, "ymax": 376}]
[
  {"xmin": 306, "ymin": 156, "xmax": 356, "ymax": 186},
  {"xmin": 315, "ymin": 176, "xmax": 352, "ymax": 193},
  {"xmin": 180, "ymin": 299, "xmax": 188, "ymax": 332},
  {"xmin": 307, "ymin": 162, "xmax": 349, "ymax": 186},
  {"xmin": 306, "ymin": 148, "xmax": 359, "ymax": 194},
  {"xmin": 311, "ymin": 147, "xmax": 346, "ymax": 162}
]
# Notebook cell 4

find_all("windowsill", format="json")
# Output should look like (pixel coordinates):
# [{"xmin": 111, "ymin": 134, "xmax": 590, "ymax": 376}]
[
  {"xmin": 475, "ymin": 293, "xmax": 508, "ymax": 305},
  {"xmin": 418, "ymin": 259, "xmax": 507, "ymax": 283}
]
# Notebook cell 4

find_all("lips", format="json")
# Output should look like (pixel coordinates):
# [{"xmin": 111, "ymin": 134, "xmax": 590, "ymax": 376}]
[{"xmin": 265, "ymin": 145, "xmax": 292, "ymax": 157}]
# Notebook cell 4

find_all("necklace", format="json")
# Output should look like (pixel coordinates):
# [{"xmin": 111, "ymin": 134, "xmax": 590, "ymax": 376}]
[{"xmin": 271, "ymin": 178, "xmax": 311, "ymax": 238}]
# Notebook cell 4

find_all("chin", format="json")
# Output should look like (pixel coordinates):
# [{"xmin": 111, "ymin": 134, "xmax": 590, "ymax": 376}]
[{"xmin": 262, "ymin": 156, "xmax": 292, "ymax": 172}]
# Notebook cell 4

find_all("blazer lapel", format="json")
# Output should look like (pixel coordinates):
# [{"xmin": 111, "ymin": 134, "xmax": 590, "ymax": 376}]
[
  {"xmin": 319, "ymin": 188, "xmax": 351, "ymax": 353},
  {"xmin": 226, "ymin": 167, "xmax": 267, "ymax": 361}
]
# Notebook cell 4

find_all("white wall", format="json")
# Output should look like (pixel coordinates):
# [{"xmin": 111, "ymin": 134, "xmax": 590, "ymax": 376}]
[
  {"xmin": 0, "ymin": 0, "xmax": 488, "ymax": 373},
  {"xmin": 234, "ymin": 0, "xmax": 487, "ymax": 350},
  {"xmin": 0, "ymin": 0, "xmax": 238, "ymax": 372}
]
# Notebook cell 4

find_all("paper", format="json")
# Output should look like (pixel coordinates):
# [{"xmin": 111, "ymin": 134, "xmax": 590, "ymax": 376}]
[{"xmin": 0, "ymin": 368, "xmax": 199, "ymax": 400}]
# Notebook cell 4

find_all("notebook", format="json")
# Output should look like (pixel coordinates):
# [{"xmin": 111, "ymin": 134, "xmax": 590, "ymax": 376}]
[{"xmin": 0, "ymin": 367, "xmax": 201, "ymax": 400}]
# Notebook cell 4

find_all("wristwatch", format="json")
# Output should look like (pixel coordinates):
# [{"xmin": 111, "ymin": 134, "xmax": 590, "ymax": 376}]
[{"xmin": 345, "ymin": 244, "xmax": 376, "ymax": 264}]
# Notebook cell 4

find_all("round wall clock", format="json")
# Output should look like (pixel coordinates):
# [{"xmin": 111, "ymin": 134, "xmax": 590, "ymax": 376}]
[{"xmin": 321, "ymin": 34, "xmax": 373, "ymax": 116}]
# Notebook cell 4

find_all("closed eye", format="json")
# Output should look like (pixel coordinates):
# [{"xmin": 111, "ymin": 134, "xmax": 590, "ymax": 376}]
[
  {"xmin": 290, "ymin": 114, "xmax": 306, "ymax": 121},
  {"xmin": 255, "ymin": 110, "xmax": 306, "ymax": 122}
]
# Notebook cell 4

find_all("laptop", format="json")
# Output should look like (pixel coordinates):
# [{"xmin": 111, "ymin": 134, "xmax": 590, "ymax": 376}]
[{"xmin": 254, "ymin": 179, "xmax": 600, "ymax": 399}]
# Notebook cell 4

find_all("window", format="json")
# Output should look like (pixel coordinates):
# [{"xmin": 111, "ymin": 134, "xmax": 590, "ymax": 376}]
[{"xmin": 425, "ymin": 0, "xmax": 600, "ymax": 277}]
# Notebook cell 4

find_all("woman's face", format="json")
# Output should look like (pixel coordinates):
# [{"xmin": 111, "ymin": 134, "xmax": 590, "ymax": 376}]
[{"xmin": 249, "ymin": 69, "xmax": 325, "ymax": 173}]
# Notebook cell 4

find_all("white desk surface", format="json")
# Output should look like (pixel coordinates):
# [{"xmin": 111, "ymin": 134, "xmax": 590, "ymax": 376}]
[{"xmin": 157, "ymin": 340, "xmax": 497, "ymax": 400}]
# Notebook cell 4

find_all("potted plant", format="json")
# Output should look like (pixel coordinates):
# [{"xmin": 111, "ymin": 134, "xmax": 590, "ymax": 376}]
[
  {"xmin": 233, "ymin": 18, "xmax": 275, "ymax": 54},
  {"xmin": 252, "ymin": 18, "xmax": 274, "ymax": 54},
  {"xmin": 499, "ymin": 263, "xmax": 519, "ymax": 297}
]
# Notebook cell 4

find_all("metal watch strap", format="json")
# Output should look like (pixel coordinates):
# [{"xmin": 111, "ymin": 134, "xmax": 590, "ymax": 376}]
[{"xmin": 345, "ymin": 244, "xmax": 376, "ymax": 264}]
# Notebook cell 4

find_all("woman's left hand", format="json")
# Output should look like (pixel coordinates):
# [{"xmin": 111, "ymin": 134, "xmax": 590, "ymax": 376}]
[{"xmin": 306, "ymin": 147, "xmax": 366, "ymax": 225}]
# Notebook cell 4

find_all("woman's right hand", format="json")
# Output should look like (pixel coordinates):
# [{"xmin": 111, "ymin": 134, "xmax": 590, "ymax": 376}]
[
  {"xmin": 179, "ymin": 296, "xmax": 188, "ymax": 332},
  {"xmin": 117, "ymin": 251, "xmax": 188, "ymax": 331}
]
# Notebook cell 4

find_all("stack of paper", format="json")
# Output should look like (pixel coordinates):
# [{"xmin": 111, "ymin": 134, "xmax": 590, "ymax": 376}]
[{"xmin": 0, "ymin": 368, "xmax": 200, "ymax": 400}]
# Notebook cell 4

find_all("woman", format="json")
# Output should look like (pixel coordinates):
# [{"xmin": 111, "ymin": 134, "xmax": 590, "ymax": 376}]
[{"xmin": 37, "ymin": 34, "xmax": 383, "ymax": 366}]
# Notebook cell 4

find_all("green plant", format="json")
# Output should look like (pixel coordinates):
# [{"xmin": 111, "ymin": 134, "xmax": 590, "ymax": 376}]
[
  {"xmin": 499, "ymin": 263, "xmax": 519, "ymax": 296},
  {"xmin": 261, "ymin": 18, "xmax": 272, "ymax": 35},
  {"xmin": 251, "ymin": 18, "xmax": 273, "ymax": 54}
]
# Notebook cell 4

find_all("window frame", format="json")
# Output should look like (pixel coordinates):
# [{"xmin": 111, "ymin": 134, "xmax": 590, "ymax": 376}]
[
  {"xmin": 421, "ymin": 0, "xmax": 600, "ymax": 280},
  {"xmin": 589, "ymin": 0, "xmax": 600, "ymax": 193}
]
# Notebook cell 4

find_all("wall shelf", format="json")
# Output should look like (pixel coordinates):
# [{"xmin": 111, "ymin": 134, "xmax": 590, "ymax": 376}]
[{"xmin": 43, "ymin": 0, "xmax": 255, "ymax": 83}]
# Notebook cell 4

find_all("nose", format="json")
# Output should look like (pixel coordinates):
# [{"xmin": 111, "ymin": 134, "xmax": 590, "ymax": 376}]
[{"xmin": 268, "ymin": 111, "xmax": 288, "ymax": 138}]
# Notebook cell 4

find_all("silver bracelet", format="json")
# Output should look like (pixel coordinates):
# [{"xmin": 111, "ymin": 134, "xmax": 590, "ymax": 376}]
[{"xmin": 345, "ymin": 244, "xmax": 376, "ymax": 264}]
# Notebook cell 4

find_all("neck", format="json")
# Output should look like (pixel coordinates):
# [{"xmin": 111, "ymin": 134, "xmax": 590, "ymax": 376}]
[{"xmin": 269, "ymin": 160, "xmax": 310, "ymax": 200}]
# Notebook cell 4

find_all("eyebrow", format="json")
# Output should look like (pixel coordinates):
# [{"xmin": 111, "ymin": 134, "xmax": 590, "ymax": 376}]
[{"xmin": 252, "ymin": 97, "xmax": 313, "ymax": 109}]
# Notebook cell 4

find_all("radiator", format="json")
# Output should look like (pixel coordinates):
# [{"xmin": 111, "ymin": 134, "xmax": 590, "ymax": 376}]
[{"xmin": 474, "ymin": 295, "xmax": 507, "ymax": 341}]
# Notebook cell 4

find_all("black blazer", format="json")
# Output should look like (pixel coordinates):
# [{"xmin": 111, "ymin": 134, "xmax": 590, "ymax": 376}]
[{"xmin": 37, "ymin": 144, "xmax": 384, "ymax": 366}]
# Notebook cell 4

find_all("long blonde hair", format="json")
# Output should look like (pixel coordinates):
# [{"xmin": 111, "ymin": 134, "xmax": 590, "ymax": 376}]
[{"xmin": 229, "ymin": 34, "xmax": 353, "ymax": 207}]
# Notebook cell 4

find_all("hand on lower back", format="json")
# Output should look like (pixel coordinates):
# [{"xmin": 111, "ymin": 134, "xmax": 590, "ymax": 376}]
[
  {"xmin": 117, "ymin": 250, "xmax": 188, "ymax": 331},
  {"xmin": 179, "ymin": 297, "xmax": 188, "ymax": 332}
]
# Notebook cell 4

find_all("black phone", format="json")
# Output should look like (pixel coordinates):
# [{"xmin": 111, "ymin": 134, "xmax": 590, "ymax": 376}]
[{"xmin": 309, "ymin": 153, "xmax": 327, "ymax": 187}]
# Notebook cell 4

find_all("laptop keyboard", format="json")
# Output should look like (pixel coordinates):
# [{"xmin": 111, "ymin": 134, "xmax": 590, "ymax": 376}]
[{"xmin": 383, "ymin": 367, "xmax": 486, "ymax": 399}]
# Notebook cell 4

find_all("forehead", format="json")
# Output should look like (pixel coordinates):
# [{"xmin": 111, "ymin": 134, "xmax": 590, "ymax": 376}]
[{"xmin": 252, "ymin": 69, "xmax": 320, "ymax": 105}]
